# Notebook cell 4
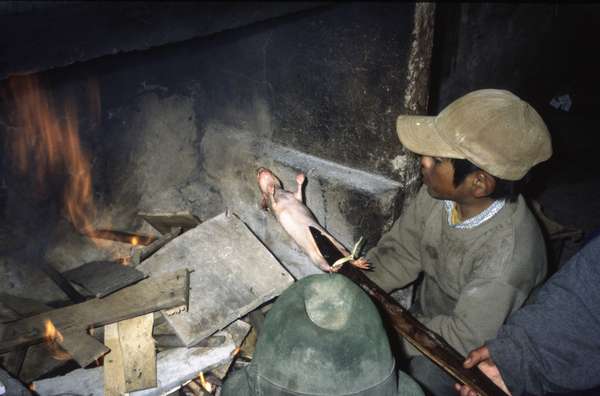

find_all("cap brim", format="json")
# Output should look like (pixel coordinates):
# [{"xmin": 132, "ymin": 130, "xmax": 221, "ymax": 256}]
[{"xmin": 396, "ymin": 115, "xmax": 464, "ymax": 159}]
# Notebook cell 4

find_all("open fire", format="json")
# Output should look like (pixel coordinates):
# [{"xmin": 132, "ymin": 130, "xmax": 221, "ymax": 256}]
[
  {"xmin": 5, "ymin": 75, "xmax": 98, "ymax": 235},
  {"xmin": 43, "ymin": 319, "xmax": 70, "ymax": 361}
]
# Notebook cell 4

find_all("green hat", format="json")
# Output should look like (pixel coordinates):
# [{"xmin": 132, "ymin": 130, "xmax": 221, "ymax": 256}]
[{"xmin": 222, "ymin": 274, "xmax": 424, "ymax": 396}]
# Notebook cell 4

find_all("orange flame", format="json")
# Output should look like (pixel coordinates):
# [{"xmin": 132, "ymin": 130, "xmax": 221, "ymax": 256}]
[
  {"xmin": 131, "ymin": 236, "xmax": 139, "ymax": 246},
  {"xmin": 43, "ymin": 319, "xmax": 71, "ymax": 361},
  {"xmin": 198, "ymin": 372, "xmax": 214, "ymax": 393},
  {"xmin": 5, "ymin": 75, "xmax": 99, "ymax": 235}
]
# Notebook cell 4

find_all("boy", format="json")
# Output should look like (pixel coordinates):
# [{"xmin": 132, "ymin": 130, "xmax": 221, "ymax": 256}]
[{"xmin": 364, "ymin": 89, "xmax": 552, "ymax": 395}]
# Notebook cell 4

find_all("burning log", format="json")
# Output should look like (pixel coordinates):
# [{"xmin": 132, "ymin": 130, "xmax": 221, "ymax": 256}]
[{"xmin": 81, "ymin": 229, "xmax": 158, "ymax": 246}]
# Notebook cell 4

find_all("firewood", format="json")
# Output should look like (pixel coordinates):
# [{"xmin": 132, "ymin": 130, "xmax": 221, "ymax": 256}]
[{"xmin": 0, "ymin": 269, "xmax": 189, "ymax": 354}]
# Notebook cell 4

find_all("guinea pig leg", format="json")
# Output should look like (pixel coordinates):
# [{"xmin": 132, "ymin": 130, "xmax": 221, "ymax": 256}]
[
  {"xmin": 294, "ymin": 173, "xmax": 305, "ymax": 202},
  {"xmin": 267, "ymin": 184, "xmax": 278, "ymax": 209}
]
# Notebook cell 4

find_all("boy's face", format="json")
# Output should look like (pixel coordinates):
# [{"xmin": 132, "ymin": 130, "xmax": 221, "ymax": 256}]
[{"xmin": 420, "ymin": 156, "xmax": 466, "ymax": 201}]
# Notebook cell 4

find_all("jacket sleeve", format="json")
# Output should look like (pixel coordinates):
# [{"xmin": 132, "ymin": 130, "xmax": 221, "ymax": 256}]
[
  {"xmin": 364, "ymin": 186, "xmax": 433, "ymax": 293},
  {"xmin": 410, "ymin": 278, "xmax": 525, "ymax": 357},
  {"xmin": 487, "ymin": 237, "xmax": 600, "ymax": 396}
]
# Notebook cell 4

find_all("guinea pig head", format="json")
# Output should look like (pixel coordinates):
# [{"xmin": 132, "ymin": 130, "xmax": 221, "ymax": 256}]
[{"xmin": 257, "ymin": 167, "xmax": 282, "ymax": 209}]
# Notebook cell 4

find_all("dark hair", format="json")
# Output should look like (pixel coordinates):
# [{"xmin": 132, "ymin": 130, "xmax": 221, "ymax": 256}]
[{"xmin": 451, "ymin": 159, "xmax": 528, "ymax": 202}]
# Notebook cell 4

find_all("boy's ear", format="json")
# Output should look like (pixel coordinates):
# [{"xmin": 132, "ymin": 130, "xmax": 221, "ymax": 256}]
[{"xmin": 471, "ymin": 171, "xmax": 496, "ymax": 198}]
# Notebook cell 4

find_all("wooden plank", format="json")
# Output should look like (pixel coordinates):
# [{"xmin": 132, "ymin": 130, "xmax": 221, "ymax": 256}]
[
  {"xmin": 131, "ymin": 227, "xmax": 183, "ymax": 266},
  {"xmin": 0, "ymin": 295, "xmax": 52, "ymax": 378},
  {"xmin": 34, "ymin": 324, "xmax": 239, "ymax": 396},
  {"xmin": 309, "ymin": 226, "xmax": 507, "ymax": 396},
  {"xmin": 208, "ymin": 319, "xmax": 251, "ymax": 381},
  {"xmin": 138, "ymin": 211, "xmax": 201, "ymax": 235},
  {"xmin": 0, "ymin": 294, "xmax": 52, "ymax": 320},
  {"xmin": 0, "ymin": 347, "xmax": 26, "ymax": 377},
  {"xmin": 58, "ymin": 329, "xmax": 109, "ymax": 368},
  {"xmin": 19, "ymin": 343, "xmax": 69, "ymax": 383},
  {"xmin": 118, "ymin": 313, "xmax": 156, "ymax": 392},
  {"xmin": 139, "ymin": 212, "xmax": 294, "ymax": 346},
  {"xmin": 104, "ymin": 323, "xmax": 126, "ymax": 396},
  {"xmin": 62, "ymin": 260, "xmax": 147, "ymax": 298},
  {"xmin": 0, "ymin": 269, "xmax": 189, "ymax": 353},
  {"xmin": 41, "ymin": 261, "xmax": 86, "ymax": 303}
]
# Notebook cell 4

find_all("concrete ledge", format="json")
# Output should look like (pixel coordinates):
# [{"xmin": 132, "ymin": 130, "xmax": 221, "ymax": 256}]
[{"xmin": 200, "ymin": 127, "xmax": 405, "ymax": 278}]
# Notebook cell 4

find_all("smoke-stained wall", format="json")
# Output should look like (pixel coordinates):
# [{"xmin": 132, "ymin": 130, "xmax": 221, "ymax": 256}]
[{"xmin": 0, "ymin": 3, "xmax": 432, "ymax": 278}]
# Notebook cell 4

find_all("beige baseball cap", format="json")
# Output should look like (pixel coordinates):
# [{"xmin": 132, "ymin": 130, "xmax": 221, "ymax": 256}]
[{"xmin": 396, "ymin": 89, "xmax": 552, "ymax": 180}]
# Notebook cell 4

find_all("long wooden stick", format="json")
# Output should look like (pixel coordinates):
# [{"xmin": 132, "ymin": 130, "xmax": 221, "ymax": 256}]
[
  {"xmin": 309, "ymin": 226, "xmax": 506, "ymax": 396},
  {"xmin": 340, "ymin": 265, "xmax": 506, "ymax": 396}
]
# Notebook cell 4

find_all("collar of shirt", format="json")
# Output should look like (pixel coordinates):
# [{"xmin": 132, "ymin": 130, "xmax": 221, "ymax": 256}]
[{"xmin": 444, "ymin": 198, "xmax": 506, "ymax": 229}]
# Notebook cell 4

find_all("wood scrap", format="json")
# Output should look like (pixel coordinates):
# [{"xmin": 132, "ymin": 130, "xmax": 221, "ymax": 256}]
[
  {"xmin": 41, "ymin": 261, "xmax": 86, "ymax": 303},
  {"xmin": 0, "ymin": 294, "xmax": 52, "ymax": 321},
  {"xmin": 138, "ymin": 211, "xmax": 201, "ymax": 235},
  {"xmin": 118, "ymin": 313, "xmax": 156, "ymax": 392},
  {"xmin": 0, "ymin": 295, "xmax": 52, "ymax": 378},
  {"xmin": 0, "ymin": 269, "xmax": 189, "ymax": 354},
  {"xmin": 104, "ymin": 323, "xmax": 126, "ymax": 396},
  {"xmin": 18, "ymin": 343, "xmax": 69, "ymax": 384},
  {"xmin": 0, "ymin": 347, "xmax": 26, "ymax": 377},
  {"xmin": 58, "ymin": 329, "xmax": 109, "ymax": 368},
  {"xmin": 207, "ymin": 320, "xmax": 251, "ymax": 384},
  {"xmin": 34, "ymin": 322, "xmax": 241, "ymax": 396},
  {"xmin": 139, "ymin": 212, "xmax": 294, "ymax": 347},
  {"xmin": 131, "ymin": 227, "xmax": 183, "ymax": 266},
  {"xmin": 62, "ymin": 260, "xmax": 147, "ymax": 298}
]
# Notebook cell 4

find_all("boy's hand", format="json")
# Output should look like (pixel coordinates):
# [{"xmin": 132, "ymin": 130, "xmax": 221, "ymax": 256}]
[{"xmin": 453, "ymin": 346, "xmax": 511, "ymax": 396}]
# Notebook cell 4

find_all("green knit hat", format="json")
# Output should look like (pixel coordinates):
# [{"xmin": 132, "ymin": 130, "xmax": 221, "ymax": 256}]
[{"xmin": 222, "ymin": 274, "xmax": 424, "ymax": 396}]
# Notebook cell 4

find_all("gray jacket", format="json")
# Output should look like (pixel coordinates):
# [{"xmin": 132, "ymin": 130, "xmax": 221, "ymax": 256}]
[{"xmin": 366, "ymin": 186, "xmax": 547, "ymax": 356}]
